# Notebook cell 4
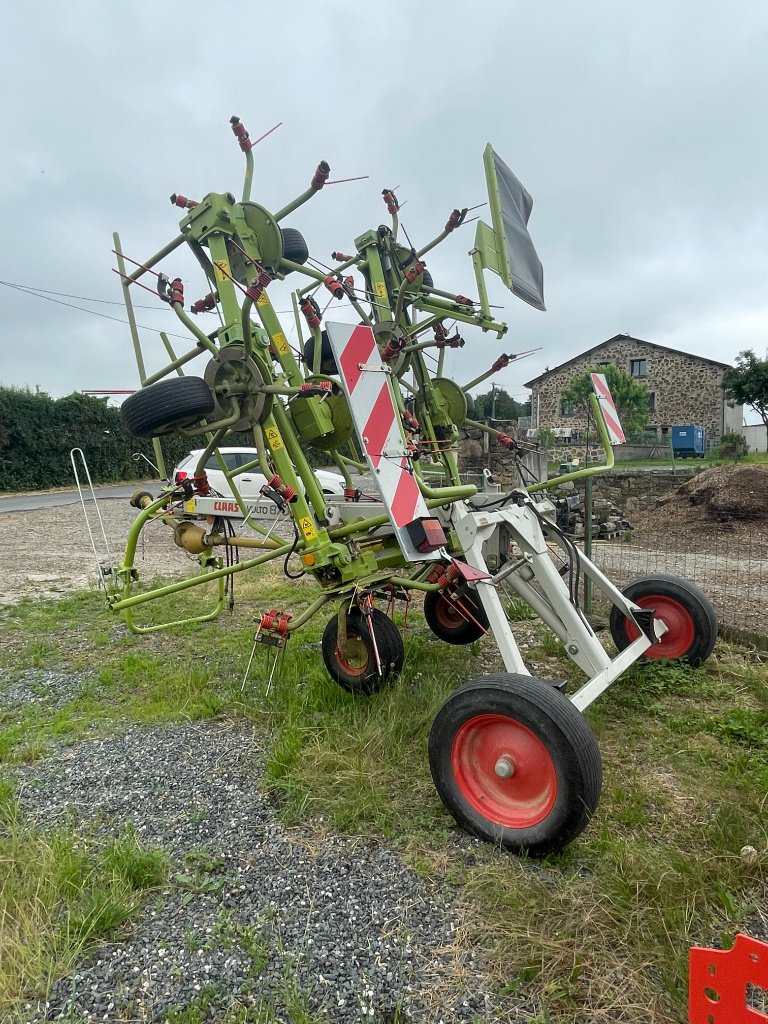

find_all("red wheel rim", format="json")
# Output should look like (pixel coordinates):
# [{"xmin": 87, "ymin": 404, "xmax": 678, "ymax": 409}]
[
  {"xmin": 335, "ymin": 632, "xmax": 369, "ymax": 677},
  {"xmin": 451, "ymin": 714, "xmax": 557, "ymax": 829},
  {"xmin": 625, "ymin": 595, "xmax": 695, "ymax": 659},
  {"xmin": 435, "ymin": 595, "xmax": 469, "ymax": 630}
]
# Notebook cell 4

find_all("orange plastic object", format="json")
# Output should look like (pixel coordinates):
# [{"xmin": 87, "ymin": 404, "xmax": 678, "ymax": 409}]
[{"xmin": 689, "ymin": 933, "xmax": 768, "ymax": 1023}]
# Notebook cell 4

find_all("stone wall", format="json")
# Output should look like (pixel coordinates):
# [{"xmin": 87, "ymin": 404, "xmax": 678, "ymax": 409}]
[
  {"xmin": 528, "ymin": 336, "xmax": 732, "ymax": 442},
  {"xmin": 458, "ymin": 422, "xmax": 547, "ymax": 488},
  {"xmin": 579, "ymin": 467, "xmax": 703, "ymax": 515}
]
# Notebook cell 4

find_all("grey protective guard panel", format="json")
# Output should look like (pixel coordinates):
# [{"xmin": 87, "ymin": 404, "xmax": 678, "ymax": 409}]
[{"xmin": 490, "ymin": 148, "xmax": 546, "ymax": 311}]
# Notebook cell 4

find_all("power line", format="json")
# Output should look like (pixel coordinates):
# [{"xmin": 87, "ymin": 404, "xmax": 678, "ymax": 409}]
[
  {"xmin": 0, "ymin": 280, "xmax": 201, "ymax": 341},
  {"xmin": 0, "ymin": 278, "xmax": 170, "ymax": 310},
  {"xmin": 0, "ymin": 278, "xmax": 296, "ymax": 319}
]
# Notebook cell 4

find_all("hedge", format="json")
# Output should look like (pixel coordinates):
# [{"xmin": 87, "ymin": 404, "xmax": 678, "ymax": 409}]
[{"xmin": 0, "ymin": 387, "xmax": 340, "ymax": 493}]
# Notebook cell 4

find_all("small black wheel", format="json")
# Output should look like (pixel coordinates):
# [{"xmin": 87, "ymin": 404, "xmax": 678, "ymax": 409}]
[
  {"xmin": 321, "ymin": 608, "xmax": 404, "ymax": 695},
  {"xmin": 421, "ymin": 269, "xmax": 434, "ymax": 289},
  {"xmin": 120, "ymin": 377, "xmax": 215, "ymax": 439},
  {"xmin": 609, "ymin": 573, "xmax": 718, "ymax": 666},
  {"xmin": 280, "ymin": 227, "xmax": 309, "ymax": 269},
  {"xmin": 424, "ymin": 587, "xmax": 489, "ymax": 645},
  {"xmin": 302, "ymin": 331, "xmax": 338, "ymax": 375},
  {"xmin": 429, "ymin": 673, "xmax": 602, "ymax": 857}
]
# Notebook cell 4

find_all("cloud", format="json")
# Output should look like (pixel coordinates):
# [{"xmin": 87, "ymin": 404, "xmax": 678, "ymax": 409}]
[{"xmin": 1, "ymin": 0, "xmax": 766, "ymax": 405}]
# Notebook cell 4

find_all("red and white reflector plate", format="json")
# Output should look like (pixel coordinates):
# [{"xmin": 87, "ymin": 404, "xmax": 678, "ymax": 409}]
[
  {"xmin": 325, "ymin": 322, "xmax": 439, "ymax": 563},
  {"xmin": 590, "ymin": 372, "xmax": 626, "ymax": 444}
]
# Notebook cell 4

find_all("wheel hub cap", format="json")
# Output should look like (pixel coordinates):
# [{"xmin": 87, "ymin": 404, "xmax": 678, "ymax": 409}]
[{"xmin": 451, "ymin": 714, "xmax": 558, "ymax": 829}]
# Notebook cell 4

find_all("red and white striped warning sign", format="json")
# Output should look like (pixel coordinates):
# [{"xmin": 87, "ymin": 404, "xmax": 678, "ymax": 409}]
[
  {"xmin": 590, "ymin": 373, "xmax": 626, "ymax": 444},
  {"xmin": 325, "ymin": 322, "xmax": 437, "ymax": 562}
]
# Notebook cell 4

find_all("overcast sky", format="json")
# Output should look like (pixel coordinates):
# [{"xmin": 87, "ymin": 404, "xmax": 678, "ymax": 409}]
[{"xmin": 1, "ymin": 1, "xmax": 766, "ymax": 421}]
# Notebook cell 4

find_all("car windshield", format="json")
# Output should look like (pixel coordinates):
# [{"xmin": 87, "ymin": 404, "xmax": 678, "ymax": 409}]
[{"xmin": 204, "ymin": 452, "xmax": 241, "ymax": 471}]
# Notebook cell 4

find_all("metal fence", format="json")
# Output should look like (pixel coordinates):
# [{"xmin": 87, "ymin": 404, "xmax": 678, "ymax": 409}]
[{"xmin": 572, "ymin": 465, "xmax": 768, "ymax": 642}]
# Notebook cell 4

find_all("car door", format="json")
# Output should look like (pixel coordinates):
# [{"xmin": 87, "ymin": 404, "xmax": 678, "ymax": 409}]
[{"xmin": 231, "ymin": 451, "xmax": 266, "ymax": 500}]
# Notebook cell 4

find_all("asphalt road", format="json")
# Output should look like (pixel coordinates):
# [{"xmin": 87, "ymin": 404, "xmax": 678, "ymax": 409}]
[{"xmin": 0, "ymin": 481, "xmax": 159, "ymax": 513}]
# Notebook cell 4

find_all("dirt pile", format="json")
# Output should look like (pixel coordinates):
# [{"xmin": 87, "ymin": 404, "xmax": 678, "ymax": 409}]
[{"xmin": 666, "ymin": 464, "xmax": 768, "ymax": 522}]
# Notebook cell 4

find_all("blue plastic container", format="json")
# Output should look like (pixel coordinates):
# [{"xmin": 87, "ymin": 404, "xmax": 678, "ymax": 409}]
[{"xmin": 671, "ymin": 425, "xmax": 705, "ymax": 458}]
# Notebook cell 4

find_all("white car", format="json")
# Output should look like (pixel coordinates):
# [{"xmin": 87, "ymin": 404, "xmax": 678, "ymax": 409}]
[{"xmin": 173, "ymin": 447, "xmax": 345, "ymax": 501}]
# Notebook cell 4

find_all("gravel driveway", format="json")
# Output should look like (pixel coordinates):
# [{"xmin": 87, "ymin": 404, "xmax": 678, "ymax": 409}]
[
  {"xmin": 7, "ymin": 712, "xmax": 504, "ymax": 1023},
  {"xmin": 1, "ymin": 494, "xmax": 524, "ymax": 1023}
]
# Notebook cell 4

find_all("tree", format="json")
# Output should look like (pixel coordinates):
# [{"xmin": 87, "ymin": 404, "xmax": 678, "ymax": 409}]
[
  {"xmin": 473, "ymin": 387, "xmax": 530, "ymax": 421},
  {"xmin": 722, "ymin": 349, "xmax": 768, "ymax": 432},
  {"xmin": 560, "ymin": 364, "xmax": 650, "ymax": 437}
]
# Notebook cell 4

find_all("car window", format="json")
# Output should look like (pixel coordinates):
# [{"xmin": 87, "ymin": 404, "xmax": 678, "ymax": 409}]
[
  {"xmin": 235, "ymin": 451, "xmax": 259, "ymax": 469},
  {"xmin": 205, "ymin": 453, "xmax": 240, "ymax": 471}
]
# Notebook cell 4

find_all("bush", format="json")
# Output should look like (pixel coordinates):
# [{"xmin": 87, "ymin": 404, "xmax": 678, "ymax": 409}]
[
  {"xmin": 0, "ymin": 387, "xmax": 188, "ymax": 491},
  {"xmin": 716, "ymin": 432, "xmax": 748, "ymax": 461},
  {"xmin": 0, "ymin": 386, "xmax": 350, "ymax": 492}
]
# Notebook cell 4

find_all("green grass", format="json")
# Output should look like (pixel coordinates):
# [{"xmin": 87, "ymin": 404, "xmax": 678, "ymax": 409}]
[
  {"xmin": 0, "ymin": 780, "xmax": 167, "ymax": 1010},
  {"xmin": 548, "ymin": 451, "xmax": 768, "ymax": 473},
  {"xmin": 1, "ymin": 572, "xmax": 766, "ymax": 1023}
]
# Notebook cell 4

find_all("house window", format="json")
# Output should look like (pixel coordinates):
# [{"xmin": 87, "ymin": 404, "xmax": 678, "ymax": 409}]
[
  {"xmin": 647, "ymin": 391, "xmax": 656, "ymax": 413},
  {"xmin": 560, "ymin": 398, "xmax": 575, "ymax": 416},
  {"xmin": 630, "ymin": 358, "xmax": 647, "ymax": 378}
]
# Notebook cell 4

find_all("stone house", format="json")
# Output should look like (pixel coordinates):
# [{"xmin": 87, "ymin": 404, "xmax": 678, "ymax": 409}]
[{"xmin": 524, "ymin": 334, "xmax": 742, "ymax": 447}]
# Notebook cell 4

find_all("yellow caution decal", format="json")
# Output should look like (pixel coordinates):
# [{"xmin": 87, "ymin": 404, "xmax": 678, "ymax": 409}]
[
  {"xmin": 265, "ymin": 426, "xmax": 284, "ymax": 450},
  {"xmin": 272, "ymin": 332, "xmax": 290, "ymax": 355},
  {"xmin": 213, "ymin": 259, "xmax": 232, "ymax": 284},
  {"xmin": 375, "ymin": 281, "xmax": 387, "ymax": 299},
  {"xmin": 299, "ymin": 516, "xmax": 318, "ymax": 542}
]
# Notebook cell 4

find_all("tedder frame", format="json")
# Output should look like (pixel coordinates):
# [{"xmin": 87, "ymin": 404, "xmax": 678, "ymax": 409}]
[{"xmin": 98, "ymin": 115, "xmax": 718, "ymax": 856}]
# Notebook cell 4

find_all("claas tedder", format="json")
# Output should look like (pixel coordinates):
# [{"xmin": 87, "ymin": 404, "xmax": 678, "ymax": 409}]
[{"xmin": 103, "ymin": 116, "xmax": 717, "ymax": 855}]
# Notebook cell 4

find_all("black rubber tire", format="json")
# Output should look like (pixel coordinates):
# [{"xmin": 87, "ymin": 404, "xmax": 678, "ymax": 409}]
[
  {"xmin": 429, "ymin": 673, "xmax": 602, "ymax": 857},
  {"xmin": 609, "ymin": 573, "xmax": 718, "ymax": 666},
  {"xmin": 120, "ymin": 377, "xmax": 215, "ymax": 439},
  {"xmin": 424, "ymin": 587, "xmax": 489, "ymax": 645},
  {"xmin": 321, "ymin": 608, "xmax": 404, "ymax": 695},
  {"xmin": 421, "ymin": 269, "xmax": 434, "ymax": 289},
  {"xmin": 302, "ymin": 331, "xmax": 338, "ymax": 375},
  {"xmin": 280, "ymin": 227, "xmax": 309, "ymax": 269}
]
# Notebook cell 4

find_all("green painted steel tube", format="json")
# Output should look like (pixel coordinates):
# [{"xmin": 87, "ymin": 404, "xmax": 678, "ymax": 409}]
[
  {"xmin": 279, "ymin": 257, "xmax": 327, "ymax": 283},
  {"xmin": 291, "ymin": 291, "xmax": 305, "ymax": 350},
  {"xmin": 171, "ymin": 302, "xmax": 219, "ymax": 355},
  {"xmin": 123, "ymin": 580, "xmax": 226, "ymax": 635},
  {"xmin": 249, "ymin": 424, "xmax": 276, "ymax": 478},
  {"xmin": 463, "ymin": 364, "xmax": 505, "ymax": 393},
  {"xmin": 144, "ymin": 342, "xmax": 206, "ymax": 385},
  {"xmin": 242, "ymin": 147, "xmax": 254, "ymax": 203},
  {"xmin": 113, "ymin": 233, "xmax": 148, "ymax": 384},
  {"xmin": 273, "ymin": 186, "xmax": 320, "ymax": 222},
  {"xmin": 584, "ymin": 474, "xmax": 594, "ymax": 613},
  {"xmin": 111, "ymin": 543, "xmax": 292, "ymax": 612},
  {"xmin": 528, "ymin": 395, "xmax": 614, "ymax": 493},
  {"xmin": 417, "ymin": 227, "xmax": 452, "ymax": 259},
  {"xmin": 281, "ymin": 593, "xmax": 334, "ymax": 631},
  {"xmin": 192, "ymin": 428, "xmax": 232, "ymax": 477},
  {"xmin": 270, "ymin": 401, "xmax": 327, "ymax": 518},
  {"xmin": 471, "ymin": 249, "xmax": 492, "ymax": 319},
  {"xmin": 416, "ymin": 479, "xmax": 476, "ymax": 501},
  {"xmin": 250, "ymin": 424, "xmax": 275, "ymax": 479},
  {"xmin": 327, "ymin": 513, "xmax": 391, "ymax": 540},
  {"xmin": 413, "ymin": 298, "xmax": 507, "ymax": 338},
  {"xmin": 339, "ymin": 454, "xmax": 368, "ymax": 472},
  {"xmin": 330, "ymin": 452, "xmax": 354, "ymax": 489},
  {"xmin": 240, "ymin": 295, "xmax": 255, "ymax": 359},
  {"xmin": 380, "ymin": 576, "xmax": 440, "ymax": 593},
  {"xmin": 125, "ymin": 233, "xmax": 186, "ymax": 284}
]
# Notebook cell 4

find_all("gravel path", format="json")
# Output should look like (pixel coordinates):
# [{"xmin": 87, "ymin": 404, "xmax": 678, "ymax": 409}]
[{"xmin": 8, "ymin": 708, "xmax": 516, "ymax": 1024}]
